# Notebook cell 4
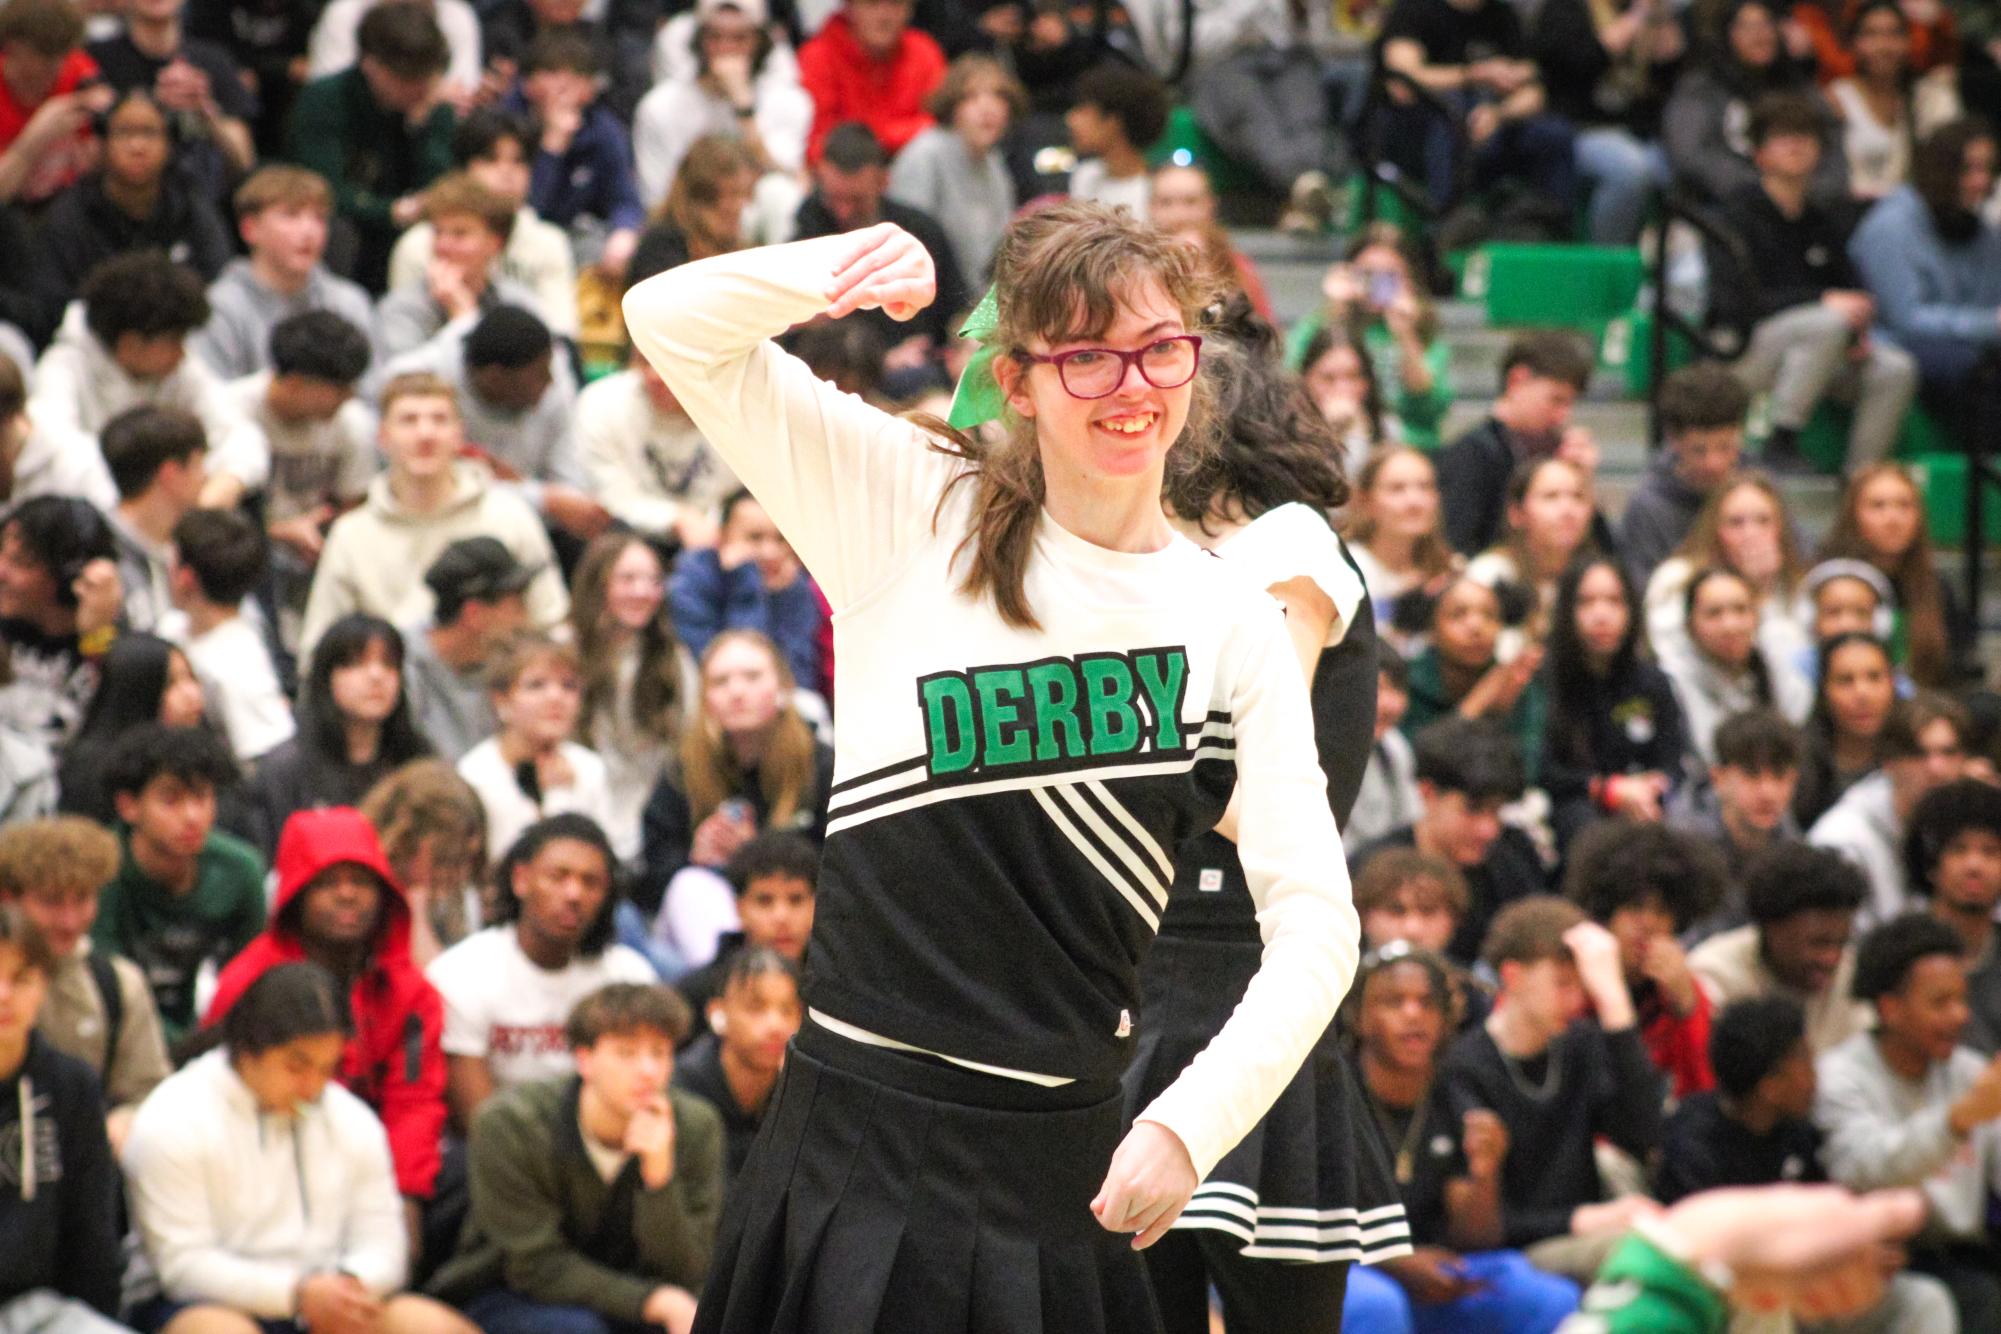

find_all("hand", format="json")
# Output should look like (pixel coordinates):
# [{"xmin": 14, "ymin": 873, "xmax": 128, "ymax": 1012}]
[
  {"xmin": 426, "ymin": 256, "xmax": 478, "ymax": 321},
  {"xmin": 1321, "ymin": 262, "xmax": 1364, "ymax": 311},
  {"xmin": 1610, "ymin": 771, "xmax": 1668, "ymax": 822},
  {"xmin": 598, "ymin": 227, "xmax": 638, "ymax": 280},
  {"xmin": 538, "ymin": 96, "xmax": 584, "ymax": 154},
  {"xmin": 269, "ymin": 506, "xmax": 334, "ymax": 563},
  {"xmin": 1092, "ymin": 1120, "xmax": 1197, "ymax": 1250},
  {"xmin": 1642, "ymin": 934, "xmax": 1699, "ymax": 1017},
  {"xmin": 1562, "ymin": 920, "xmax": 1635, "ymax": 1023},
  {"xmin": 16, "ymin": 92, "xmax": 96, "ymax": 153},
  {"xmin": 1651, "ymin": 1185, "xmax": 1924, "ymax": 1319},
  {"xmin": 1383, "ymin": 288, "xmax": 1422, "ymax": 340},
  {"xmin": 977, "ymin": 4, "xmax": 1024, "ymax": 40},
  {"xmin": 1571, "ymin": 1193, "xmax": 1661, "ymax": 1237},
  {"xmin": 543, "ymin": 485, "xmax": 614, "ymax": 539},
  {"xmin": 624, "ymin": 1091, "xmax": 676, "ymax": 1190},
  {"xmin": 1949, "ymin": 1052, "xmax": 2001, "ymax": 1135},
  {"xmin": 672, "ymin": 508, "xmax": 719, "ymax": 550},
  {"xmin": 709, "ymin": 51, "xmax": 754, "ymax": 104},
  {"xmin": 1556, "ymin": 426, "xmax": 1600, "ymax": 477},
  {"xmin": 1461, "ymin": 1109, "xmax": 1509, "ymax": 1180},
  {"xmin": 1386, "ymin": 1247, "xmax": 1487, "ymax": 1305},
  {"xmin": 72, "ymin": 558, "xmax": 122, "ymax": 637},
  {"xmin": 295, "ymin": 1272, "xmax": 382, "ymax": 1334},
  {"xmin": 1466, "ymin": 103, "xmax": 1502, "ymax": 144},
  {"xmin": 691, "ymin": 806, "xmax": 755, "ymax": 866},
  {"xmin": 153, "ymin": 58, "xmax": 212, "ymax": 113},
  {"xmin": 825, "ymin": 223, "xmax": 936, "ymax": 322},
  {"xmin": 1822, "ymin": 289, "xmax": 1874, "ymax": 331},
  {"xmin": 643, "ymin": 1285, "xmax": 699, "ymax": 1334}
]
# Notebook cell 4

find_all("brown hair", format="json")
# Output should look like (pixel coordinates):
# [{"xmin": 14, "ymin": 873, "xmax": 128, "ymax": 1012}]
[
  {"xmin": 1341, "ymin": 445, "xmax": 1455, "ymax": 579},
  {"xmin": 1481, "ymin": 894, "xmax": 1587, "ymax": 971},
  {"xmin": 1880, "ymin": 689, "xmax": 1971, "ymax": 760},
  {"xmin": 0, "ymin": 902, "xmax": 54, "ymax": 976},
  {"xmin": 379, "ymin": 371, "xmax": 460, "ymax": 418},
  {"xmin": 926, "ymin": 201, "xmax": 1224, "ymax": 630},
  {"xmin": 569, "ymin": 533, "xmax": 686, "ymax": 746},
  {"xmin": 423, "ymin": 172, "xmax": 516, "ymax": 241},
  {"xmin": 486, "ymin": 634, "xmax": 581, "ymax": 698},
  {"xmin": 0, "ymin": 0, "xmax": 84, "ymax": 57},
  {"xmin": 1820, "ymin": 463, "xmax": 1951, "ymax": 688},
  {"xmin": 360, "ymin": 759, "xmax": 487, "ymax": 879},
  {"xmin": 234, "ymin": 165, "xmax": 333, "ymax": 218},
  {"xmin": 0, "ymin": 817, "xmax": 120, "ymax": 899},
  {"xmin": 1352, "ymin": 847, "xmax": 1470, "ymax": 921},
  {"xmin": 565, "ymin": 981, "xmax": 691, "ymax": 1048},
  {"xmin": 678, "ymin": 630, "xmax": 819, "ymax": 828},
  {"xmin": 658, "ymin": 135, "xmax": 758, "ymax": 261},
  {"xmin": 925, "ymin": 52, "xmax": 1027, "ymax": 123},
  {"xmin": 1672, "ymin": 471, "xmax": 1807, "ymax": 599},
  {"xmin": 1344, "ymin": 221, "xmax": 1438, "ymax": 345}
]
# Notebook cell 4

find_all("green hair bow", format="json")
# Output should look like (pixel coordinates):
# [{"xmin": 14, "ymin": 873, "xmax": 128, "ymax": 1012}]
[{"xmin": 945, "ymin": 286, "xmax": 1004, "ymax": 431}]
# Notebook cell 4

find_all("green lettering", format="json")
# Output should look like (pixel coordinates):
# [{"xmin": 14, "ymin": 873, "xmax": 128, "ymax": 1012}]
[
  {"xmin": 1083, "ymin": 657, "xmax": 1140, "ymax": 757},
  {"xmin": 1026, "ymin": 661, "xmax": 1084, "ymax": 761},
  {"xmin": 1135, "ymin": 650, "xmax": 1189, "ymax": 751},
  {"xmin": 920, "ymin": 675, "xmax": 977, "ymax": 774},
  {"xmin": 975, "ymin": 668, "xmax": 1032, "ymax": 766}
]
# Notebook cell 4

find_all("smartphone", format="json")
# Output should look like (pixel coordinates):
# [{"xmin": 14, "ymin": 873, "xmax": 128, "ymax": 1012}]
[{"xmin": 1368, "ymin": 270, "xmax": 1401, "ymax": 307}]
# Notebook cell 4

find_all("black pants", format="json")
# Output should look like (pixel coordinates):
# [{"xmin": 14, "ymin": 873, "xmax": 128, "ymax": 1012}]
[
  {"xmin": 1911, "ymin": 1244, "xmax": 2001, "ymax": 1333},
  {"xmin": 1144, "ymin": 1228, "xmax": 1350, "ymax": 1334}
]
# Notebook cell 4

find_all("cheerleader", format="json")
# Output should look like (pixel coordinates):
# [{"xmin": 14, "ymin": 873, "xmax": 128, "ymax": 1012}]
[
  {"xmin": 1129, "ymin": 308, "xmax": 1410, "ymax": 1333},
  {"xmin": 623, "ymin": 204, "xmax": 1360, "ymax": 1333}
]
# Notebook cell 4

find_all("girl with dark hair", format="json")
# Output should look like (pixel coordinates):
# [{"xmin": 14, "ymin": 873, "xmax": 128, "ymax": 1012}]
[
  {"xmin": 1396, "ymin": 570, "xmax": 1547, "ymax": 777},
  {"xmin": 1297, "ymin": 321, "xmax": 1391, "ymax": 478},
  {"xmin": 1793, "ymin": 631, "xmax": 1898, "ymax": 827},
  {"xmin": 1819, "ymin": 462, "xmax": 1976, "ymax": 687},
  {"xmin": 1823, "ymin": 0, "xmax": 1929, "ymax": 199},
  {"xmin": 1541, "ymin": 555, "xmax": 1687, "ymax": 846},
  {"xmin": 627, "ymin": 203, "xmax": 1356, "ymax": 1331},
  {"xmin": 257, "ymin": 614, "xmax": 433, "ymax": 858},
  {"xmin": 1468, "ymin": 455, "xmax": 1597, "ymax": 637},
  {"xmin": 1134, "ymin": 324, "xmax": 1410, "ymax": 1328},
  {"xmin": 55, "ymin": 632, "xmax": 206, "ymax": 822},
  {"xmin": 1287, "ymin": 224, "xmax": 1452, "ymax": 447},
  {"xmin": 123, "ymin": 960, "xmax": 478, "ymax": 1334}
]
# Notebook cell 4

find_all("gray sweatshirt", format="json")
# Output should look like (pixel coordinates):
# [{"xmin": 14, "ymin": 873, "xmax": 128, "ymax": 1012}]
[{"xmin": 193, "ymin": 259, "xmax": 378, "ymax": 381}]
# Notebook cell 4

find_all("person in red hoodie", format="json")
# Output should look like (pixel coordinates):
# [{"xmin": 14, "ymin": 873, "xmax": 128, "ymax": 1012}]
[
  {"xmin": 1563, "ymin": 818, "xmax": 1732, "ymax": 1099},
  {"xmin": 203, "ymin": 806, "xmax": 448, "ymax": 1254},
  {"xmin": 796, "ymin": 0, "xmax": 945, "ymax": 163}
]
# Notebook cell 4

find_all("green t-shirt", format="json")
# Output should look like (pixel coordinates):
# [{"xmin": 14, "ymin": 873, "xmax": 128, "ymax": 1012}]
[
  {"xmin": 1283, "ymin": 308, "xmax": 1455, "ymax": 449},
  {"xmin": 91, "ymin": 830, "xmax": 267, "ymax": 1044}
]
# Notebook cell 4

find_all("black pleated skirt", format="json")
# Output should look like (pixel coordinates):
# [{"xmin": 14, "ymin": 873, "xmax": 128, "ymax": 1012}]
[
  {"xmin": 1124, "ymin": 933, "xmax": 1412, "ymax": 1265},
  {"xmin": 692, "ymin": 1019, "xmax": 1165, "ymax": 1334}
]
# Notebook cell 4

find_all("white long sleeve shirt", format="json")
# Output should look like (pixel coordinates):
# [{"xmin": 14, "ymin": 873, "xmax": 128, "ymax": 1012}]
[{"xmin": 623, "ymin": 238, "xmax": 1360, "ymax": 1180}]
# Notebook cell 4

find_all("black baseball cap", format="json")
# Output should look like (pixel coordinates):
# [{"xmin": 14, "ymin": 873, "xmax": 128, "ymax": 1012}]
[{"xmin": 424, "ymin": 536, "xmax": 539, "ymax": 607}]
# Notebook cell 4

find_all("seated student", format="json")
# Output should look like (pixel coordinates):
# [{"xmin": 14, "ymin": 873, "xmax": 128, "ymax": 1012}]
[
  {"xmin": 1564, "ymin": 821, "xmax": 1730, "ymax": 1098},
  {"xmin": 299, "ymin": 372, "xmax": 569, "ymax": 657},
  {"xmin": 0, "ymin": 816, "xmax": 169, "ymax": 1152},
  {"xmin": 172, "ymin": 508, "xmax": 296, "ymax": 765},
  {"xmin": 54, "ymin": 634, "xmax": 209, "ymax": 827},
  {"xmin": 1661, "ymin": 569, "xmax": 1804, "ymax": 770},
  {"xmin": 1792, "ymin": 632, "xmax": 1898, "ymax": 831},
  {"xmin": 0, "ymin": 0, "xmax": 110, "ymax": 212},
  {"xmin": 102, "ymin": 404, "xmax": 206, "ymax": 634},
  {"xmin": 1690, "ymin": 842, "xmax": 1874, "ymax": 1057},
  {"xmin": 1660, "ymin": 995, "xmax": 1960, "ymax": 1333},
  {"xmin": 458, "ymin": 635, "xmax": 616, "ymax": 863},
  {"xmin": 796, "ymin": 0, "xmax": 944, "ymax": 163},
  {"xmin": 1540, "ymin": 555, "xmax": 1687, "ymax": 847},
  {"xmin": 668, "ymin": 490, "xmax": 827, "ymax": 696},
  {"xmin": 361, "ymin": 759, "xmax": 488, "ymax": 968},
  {"xmin": 1351, "ymin": 846, "xmax": 1493, "ymax": 1032},
  {"xmin": 378, "ymin": 173, "xmax": 545, "ymax": 363},
  {"xmin": 90, "ymin": 723, "xmax": 264, "ymax": 1048},
  {"xmin": 1063, "ymin": 62, "xmax": 1167, "ymax": 220},
  {"xmin": 86, "ymin": 0, "xmax": 257, "ymax": 194},
  {"xmin": 0, "ymin": 497, "xmax": 121, "ymax": 751},
  {"xmin": 1394, "ymin": 571, "xmax": 1546, "ymax": 775},
  {"xmin": 1820, "ymin": 462, "xmax": 1976, "ymax": 692},
  {"xmin": 31, "ymin": 252, "xmax": 266, "ymax": 511},
  {"xmin": 885, "ymin": 54, "xmax": 1021, "ymax": 295},
  {"xmin": 1721, "ymin": 92, "xmax": 1918, "ymax": 476},
  {"xmin": 387, "ymin": 305, "xmax": 609, "ymax": 546},
  {"xmin": 673, "ymin": 831, "xmax": 813, "ymax": 1044},
  {"xmin": 1348, "ymin": 649, "xmax": 1421, "ymax": 854},
  {"xmin": 0, "ymin": 904, "xmax": 127, "ymax": 1334},
  {"xmin": 1791, "ymin": 558, "xmax": 1904, "ymax": 694},
  {"xmin": 673, "ymin": 946, "xmax": 800, "ymax": 1191},
  {"xmin": 1341, "ymin": 942, "xmax": 1582, "ymax": 1332},
  {"xmin": 1816, "ymin": 914, "xmax": 2001, "ymax": 1328},
  {"xmin": 1352, "ymin": 717, "xmax": 1547, "ymax": 966},
  {"xmin": 31, "ymin": 86, "xmax": 234, "ymax": 319},
  {"xmin": 1438, "ymin": 332, "xmax": 1599, "ymax": 559},
  {"xmin": 1669, "ymin": 707, "xmax": 1804, "ymax": 895},
  {"xmin": 389, "ymin": 109, "xmax": 578, "ymax": 341},
  {"xmin": 575, "ymin": 351, "xmax": 737, "ymax": 547},
  {"xmin": 1465, "ymin": 457, "xmax": 1596, "ymax": 630},
  {"xmin": 403, "ymin": 538, "xmax": 531, "ymax": 763},
  {"xmin": 194, "ymin": 165, "xmax": 377, "ymax": 381},
  {"xmin": 204, "ymin": 807, "xmax": 448, "ymax": 1215},
  {"xmin": 1811, "ymin": 690, "xmax": 1971, "ymax": 926},
  {"xmin": 1438, "ymin": 897, "xmax": 1666, "ymax": 1285},
  {"xmin": 508, "ymin": 30, "xmax": 643, "ymax": 279},
  {"xmin": 123, "ymin": 962, "xmax": 477, "ymax": 1334},
  {"xmin": 306, "ymin": 0, "xmax": 480, "ymax": 101},
  {"xmin": 427, "ymin": 983, "xmax": 721, "ymax": 1334},
  {"xmin": 285, "ymin": 2, "xmax": 456, "ymax": 295},
  {"xmin": 424, "ymin": 814, "xmax": 656, "ymax": 1130},
  {"xmin": 1614, "ymin": 364, "xmax": 1747, "ymax": 597},
  {"xmin": 1908, "ymin": 779, "xmax": 2001, "ymax": 1052}
]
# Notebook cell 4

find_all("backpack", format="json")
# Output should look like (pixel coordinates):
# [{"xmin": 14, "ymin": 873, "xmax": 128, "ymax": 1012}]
[{"xmin": 87, "ymin": 950, "xmax": 123, "ymax": 1061}]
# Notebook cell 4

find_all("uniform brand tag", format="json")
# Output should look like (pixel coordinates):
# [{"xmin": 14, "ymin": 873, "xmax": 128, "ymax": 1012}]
[
  {"xmin": 1116, "ymin": 1009, "xmax": 1133, "ymax": 1038},
  {"xmin": 1198, "ymin": 868, "xmax": 1223, "ymax": 893}
]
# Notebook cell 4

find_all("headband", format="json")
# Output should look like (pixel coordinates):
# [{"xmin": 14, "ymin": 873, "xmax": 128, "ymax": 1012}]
[{"xmin": 1803, "ymin": 558, "xmax": 1896, "ymax": 608}]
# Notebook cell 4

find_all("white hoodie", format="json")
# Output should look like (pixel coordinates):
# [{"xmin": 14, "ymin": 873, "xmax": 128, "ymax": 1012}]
[{"xmin": 121, "ymin": 1048, "xmax": 408, "ymax": 1318}]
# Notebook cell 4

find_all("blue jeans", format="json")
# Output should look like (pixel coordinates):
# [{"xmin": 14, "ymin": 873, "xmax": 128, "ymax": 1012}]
[
  {"xmin": 462, "ymin": 1290, "xmax": 655, "ymax": 1334},
  {"xmin": 1575, "ymin": 127, "xmax": 1670, "ymax": 245},
  {"xmin": 1385, "ymin": 99, "xmax": 1577, "ymax": 213},
  {"xmin": 616, "ymin": 898, "xmax": 687, "ymax": 981},
  {"xmin": 1342, "ymin": 1251, "xmax": 1580, "ymax": 1334}
]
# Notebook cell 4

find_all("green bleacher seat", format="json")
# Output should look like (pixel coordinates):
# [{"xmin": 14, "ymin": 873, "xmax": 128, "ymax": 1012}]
[
  {"xmin": 1786, "ymin": 401, "xmax": 1956, "ymax": 475},
  {"xmin": 1601, "ymin": 309, "xmax": 1693, "ymax": 398},
  {"xmin": 1149, "ymin": 105, "xmax": 1261, "ymax": 199},
  {"xmin": 1461, "ymin": 244, "xmax": 1645, "ymax": 330},
  {"xmin": 1906, "ymin": 451, "xmax": 2001, "ymax": 546}
]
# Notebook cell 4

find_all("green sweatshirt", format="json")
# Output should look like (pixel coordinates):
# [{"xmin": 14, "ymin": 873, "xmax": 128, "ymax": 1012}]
[
  {"xmin": 1562, "ymin": 1232, "xmax": 1728, "ymax": 1333},
  {"xmin": 428, "ymin": 1076, "xmax": 724, "ymax": 1321}
]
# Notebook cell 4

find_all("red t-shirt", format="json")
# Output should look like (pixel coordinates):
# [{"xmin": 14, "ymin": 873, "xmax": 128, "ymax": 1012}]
[{"xmin": 0, "ymin": 49, "xmax": 101, "ymax": 203}]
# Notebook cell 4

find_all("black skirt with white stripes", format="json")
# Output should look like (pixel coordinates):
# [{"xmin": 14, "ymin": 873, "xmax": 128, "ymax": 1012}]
[{"xmin": 692, "ymin": 1019, "xmax": 1165, "ymax": 1334}]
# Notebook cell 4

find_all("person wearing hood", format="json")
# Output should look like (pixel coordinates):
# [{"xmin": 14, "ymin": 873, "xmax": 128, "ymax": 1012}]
[
  {"xmin": 796, "ymin": 0, "xmax": 944, "ymax": 164},
  {"xmin": 0, "ymin": 903, "xmax": 128, "ymax": 1334},
  {"xmin": 204, "ymin": 807, "xmax": 448, "ymax": 1216},
  {"xmin": 1616, "ymin": 364, "xmax": 1747, "ymax": 593},
  {"xmin": 192, "ymin": 165, "xmax": 378, "ymax": 382},
  {"xmin": 28, "ymin": 252, "xmax": 268, "ymax": 513},
  {"xmin": 299, "ymin": 372, "xmax": 568, "ymax": 660}
]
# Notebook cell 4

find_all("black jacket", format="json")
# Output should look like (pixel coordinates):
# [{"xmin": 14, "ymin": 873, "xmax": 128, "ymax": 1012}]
[
  {"xmin": 1713, "ymin": 182, "xmax": 1863, "ymax": 330},
  {"xmin": 637, "ymin": 742, "xmax": 835, "ymax": 917},
  {"xmin": 32, "ymin": 170, "xmax": 234, "ymax": 323},
  {"xmin": 0, "ymin": 1035, "xmax": 123, "ymax": 1313}
]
